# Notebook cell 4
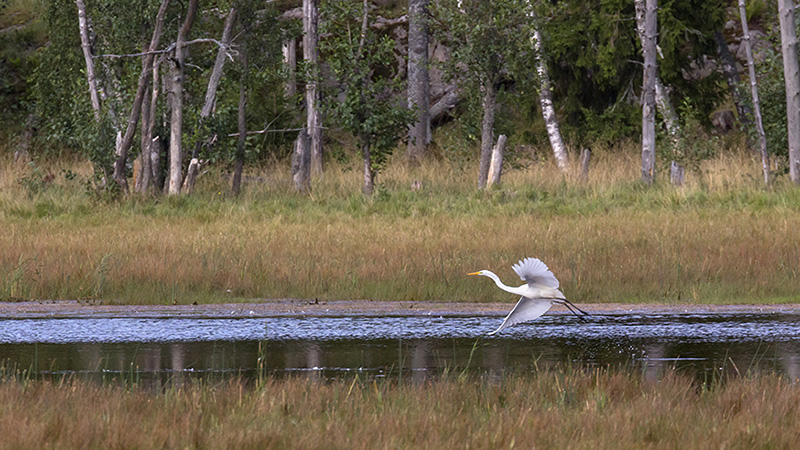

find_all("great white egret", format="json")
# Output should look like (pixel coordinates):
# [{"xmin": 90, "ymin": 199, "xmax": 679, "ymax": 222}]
[{"xmin": 468, "ymin": 257, "xmax": 589, "ymax": 334}]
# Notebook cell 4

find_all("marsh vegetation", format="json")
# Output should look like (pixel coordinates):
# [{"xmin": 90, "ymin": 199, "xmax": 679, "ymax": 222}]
[{"xmin": 2, "ymin": 147, "xmax": 798, "ymax": 305}]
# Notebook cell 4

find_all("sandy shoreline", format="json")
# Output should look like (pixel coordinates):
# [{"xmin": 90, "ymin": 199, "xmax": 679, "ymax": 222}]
[{"xmin": 1, "ymin": 299, "xmax": 798, "ymax": 319}]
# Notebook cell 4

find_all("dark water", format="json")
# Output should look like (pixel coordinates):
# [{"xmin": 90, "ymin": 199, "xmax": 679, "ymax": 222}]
[{"xmin": 1, "ymin": 311, "xmax": 799, "ymax": 384}]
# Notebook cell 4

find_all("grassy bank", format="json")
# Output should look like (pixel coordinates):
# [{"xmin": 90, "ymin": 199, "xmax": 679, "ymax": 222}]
[
  {"xmin": 1, "ymin": 368, "xmax": 799, "ymax": 448},
  {"xmin": 1, "ymin": 147, "xmax": 799, "ymax": 304}
]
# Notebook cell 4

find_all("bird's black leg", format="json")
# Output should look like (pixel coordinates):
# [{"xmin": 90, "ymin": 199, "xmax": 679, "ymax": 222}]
[
  {"xmin": 555, "ymin": 300, "xmax": 588, "ymax": 322},
  {"xmin": 561, "ymin": 299, "xmax": 590, "ymax": 316}
]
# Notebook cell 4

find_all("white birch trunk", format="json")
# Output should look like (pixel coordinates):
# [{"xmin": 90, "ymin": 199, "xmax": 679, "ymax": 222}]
[
  {"xmin": 75, "ymin": 0, "xmax": 101, "ymax": 121},
  {"xmin": 303, "ymin": 0, "xmax": 323, "ymax": 176},
  {"xmin": 740, "ymin": 0, "xmax": 771, "ymax": 186},
  {"xmin": 778, "ymin": 0, "xmax": 800, "ymax": 185},
  {"xmin": 531, "ymin": 27, "xmax": 569, "ymax": 172},
  {"xmin": 486, "ymin": 134, "xmax": 507, "ymax": 188},
  {"xmin": 641, "ymin": 0, "xmax": 657, "ymax": 184}
]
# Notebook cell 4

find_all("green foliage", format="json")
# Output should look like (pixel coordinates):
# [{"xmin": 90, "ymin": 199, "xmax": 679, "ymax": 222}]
[
  {"xmin": 658, "ymin": 99, "xmax": 720, "ymax": 174},
  {"xmin": 320, "ymin": 0, "xmax": 413, "ymax": 177},
  {"xmin": 0, "ymin": 0, "xmax": 45, "ymax": 128},
  {"xmin": 542, "ymin": 0, "xmax": 727, "ymax": 145},
  {"xmin": 430, "ymin": 0, "xmax": 539, "ymax": 151},
  {"xmin": 18, "ymin": 160, "xmax": 52, "ymax": 195},
  {"xmin": 431, "ymin": 0, "xmax": 535, "ymax": 88},
  {"xmin": 740, "ymin": 16, "xmax": 790, "ymax": 175}
]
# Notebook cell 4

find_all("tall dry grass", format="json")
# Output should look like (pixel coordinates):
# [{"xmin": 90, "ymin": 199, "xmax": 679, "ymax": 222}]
[
  {"xmin": 1, "ymin": 369, "xmax": 799, "ymax": 448},
  {"xmin": 1, "ymin": 146, "xmax": 798, "ymax": 304}
]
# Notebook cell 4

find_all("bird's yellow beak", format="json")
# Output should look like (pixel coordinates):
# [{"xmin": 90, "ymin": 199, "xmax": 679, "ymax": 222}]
[{"xmin": 467, "ymin": 271, "xmax": 481, "ymax": 276}]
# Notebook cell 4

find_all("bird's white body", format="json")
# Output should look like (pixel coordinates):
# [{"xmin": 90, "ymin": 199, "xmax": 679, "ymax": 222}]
[{"xmin": 469, "ymin": 257, "xmax": 581, "ymax": 334}]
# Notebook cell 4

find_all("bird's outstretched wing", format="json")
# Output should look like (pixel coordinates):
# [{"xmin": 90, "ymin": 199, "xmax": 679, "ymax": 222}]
[
  {"xmin": 489, "ymin": 297, "xmax": 553, "ymax": 335},
  {"xmin": 512, "ymin": 257, "xmax": 560, "ymax": 289}
]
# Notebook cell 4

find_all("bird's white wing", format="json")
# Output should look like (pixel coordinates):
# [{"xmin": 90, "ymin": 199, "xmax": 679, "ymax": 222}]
[
  {"xmin": 512, "ymin": 257, "xmax": 560, "ymax": 289},
  {"xmin": 489, "ymin": 297, "xmax": 552, "ymax": 335}
]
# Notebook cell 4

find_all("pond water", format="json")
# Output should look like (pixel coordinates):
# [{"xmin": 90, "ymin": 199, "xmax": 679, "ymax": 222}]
[{"xmin": 1, "ymin": 310, "xmax": 799, "ymax": 384}]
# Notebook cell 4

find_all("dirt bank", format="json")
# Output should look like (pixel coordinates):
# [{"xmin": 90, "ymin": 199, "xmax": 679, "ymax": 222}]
[{"xmin": 1, "ymin": 299, "xmax": 798, "ymax": 319}]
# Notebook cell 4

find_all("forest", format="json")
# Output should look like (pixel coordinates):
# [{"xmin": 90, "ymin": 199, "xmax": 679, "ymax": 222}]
[
  {"xmin": 1, "ymin": 0, "xmax": 799, "ymax": 305},
  {"xmin": 1, "ymin": 0, "xmax": 798, "ymax": 191}
]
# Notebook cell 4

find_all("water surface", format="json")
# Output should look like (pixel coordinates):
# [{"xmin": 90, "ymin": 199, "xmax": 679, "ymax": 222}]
[{"xmin": 1, "ymin": 310, "xmax": 799, "ymax": 383}]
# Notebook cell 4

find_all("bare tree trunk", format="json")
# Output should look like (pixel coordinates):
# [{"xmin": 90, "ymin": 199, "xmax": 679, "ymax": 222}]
[
  {"xmin": 190, "ymin": 7, "xmax": 237, "ymax": 162},
  {"xmin": 232, "ymin": 42, "xmax": 247, "ymax": 196},
  {"xmin": 75, "ymin": 0, "xmax": 100, "ymax": 121},
  {"xmin": 578, "ymin": 148, "xmax": 591, "ymax": 183},
  {"xmin": 361, "ymin": 135, "xmax": 375, "ymax": 195},
  {"xmin": 202, "ymin": 8, "xmax": 236, "ymax": 119},
  {"xmin": 478, "ymin": 80, "xmax": 496, "ymax": 190},
  {"xmin": 635, "ymin": 0, "xmax": 682, "ymax": 184},
  {"xmin": 292, "ymin": 129, "xmax": 311, "ymax": 192},
  {"xmin": 531, "ymin": 27, "xmax": 569, "ymax": 173},
  {"xmin": 641, "ymin": 0, "xmax": 657, "ymax": 185},
  {"xmin": 714, "ymin": 30, "xmax": 752, "ymax": 128},
  {"xmin": 113, "ymin": 0, "xmax": 170, "ymax": 192},
  {"xmin": 135, "ymin": 74, "xmax": 152, "ymax": 192},
  {"xmin": 138, "ymin": 57, "xmax": 161, "ymax": 193},
  {"xmin": 283, "ymin": 39, "xmax": 297, "ymax": 98},
  {"xmin": 670, "ymin": 160, "xmax": 685, "ymax": 186},
  {"xmin": 303, "ymin": 0, "xmax": 323, "ymax": 175},
  {"xmin": 740, "ymin": 0, "xmax": 771, "ymax": 186},
  {"xmin": 486, "ymin": 134, "xmax": 507, "ymax": 188},
  {"xmin": 636, "ymin": 1, "xmax": 680, "ymax": 141},
  {"xmin": 778, "ymin": 0, "xmax": 800, "ymax": 185},
  {"xmin": 406, "ymin": 0, "xmax": 431, "ymax": 165},
  {"xmin": 167, "ymin": 0, "xmax": 199, "ymax": 195},
  {"xmin": 181, "ymin": 158, "xmax": 200, "ymax": 193}
]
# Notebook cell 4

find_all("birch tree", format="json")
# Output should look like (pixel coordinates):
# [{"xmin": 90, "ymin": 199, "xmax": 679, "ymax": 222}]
[
  {"xmin": 739, "ymin": 0, "xmax": 770, "ymax": 186},
  {"xmin": 531, "ymin": 25, "xmax": 569, "ymax": 173},
  {"xmin": 406, "ymin": 0, "xmax": 431, "ymax": 165},
  {"xmin": 640, "ymin": 0, "xmax": 657, "ymax": 184},
  {"xmin": 778, "ymin": 0, "xmax": 800, "ymax": 185},
  {"xmin": 75, "ymin": 0, "xmax": 100, "ymax": 121}
]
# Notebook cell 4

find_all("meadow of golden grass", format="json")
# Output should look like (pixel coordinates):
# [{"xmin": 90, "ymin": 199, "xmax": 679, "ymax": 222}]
[
  {"xmin": 1, "ymin": 145, "xmax": 798, "ymax": 305},
  {"xmin": 1, "ymin": 369, "xmax": 799, "ymax": 449}
]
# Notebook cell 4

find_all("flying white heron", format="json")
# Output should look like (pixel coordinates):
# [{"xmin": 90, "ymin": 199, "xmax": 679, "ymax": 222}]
[{"xmin": 468, "ymin": 257, "xmax": 589, "ymax": 335}]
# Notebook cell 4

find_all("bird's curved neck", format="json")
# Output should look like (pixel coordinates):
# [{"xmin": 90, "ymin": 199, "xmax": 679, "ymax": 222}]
[{"xmin": 483, "ymin": 271, "xmax": 521, "ymax": 295}]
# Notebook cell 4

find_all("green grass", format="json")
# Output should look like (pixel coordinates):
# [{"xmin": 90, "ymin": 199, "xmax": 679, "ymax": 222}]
[
  {"xmin": 1, "ymin": 367, "xmax": 799, "ymax": 448},
  {"xmin": 1, "ymin": 149, "xmax": 799, "ymax": 305}
]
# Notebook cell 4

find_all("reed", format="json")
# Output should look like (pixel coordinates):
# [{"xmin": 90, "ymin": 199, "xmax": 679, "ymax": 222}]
[
  {"xmin": 1, "ymin": 146, "xmax": 798, "ymax": 304},
  {"xmin": 0, "ymin": 367, "xmax": 798, "ymax": 448}
]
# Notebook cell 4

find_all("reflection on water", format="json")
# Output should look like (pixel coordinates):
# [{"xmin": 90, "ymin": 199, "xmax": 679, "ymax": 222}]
[{"xmin": 1, "ymin": 312, "xmax": 800, "ymax": 384}]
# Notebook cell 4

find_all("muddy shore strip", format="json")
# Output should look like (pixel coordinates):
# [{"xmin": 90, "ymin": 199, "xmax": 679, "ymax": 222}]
[{"xmin": 1, "ymin": 299, "xmax": 798, "ymax": 319}]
